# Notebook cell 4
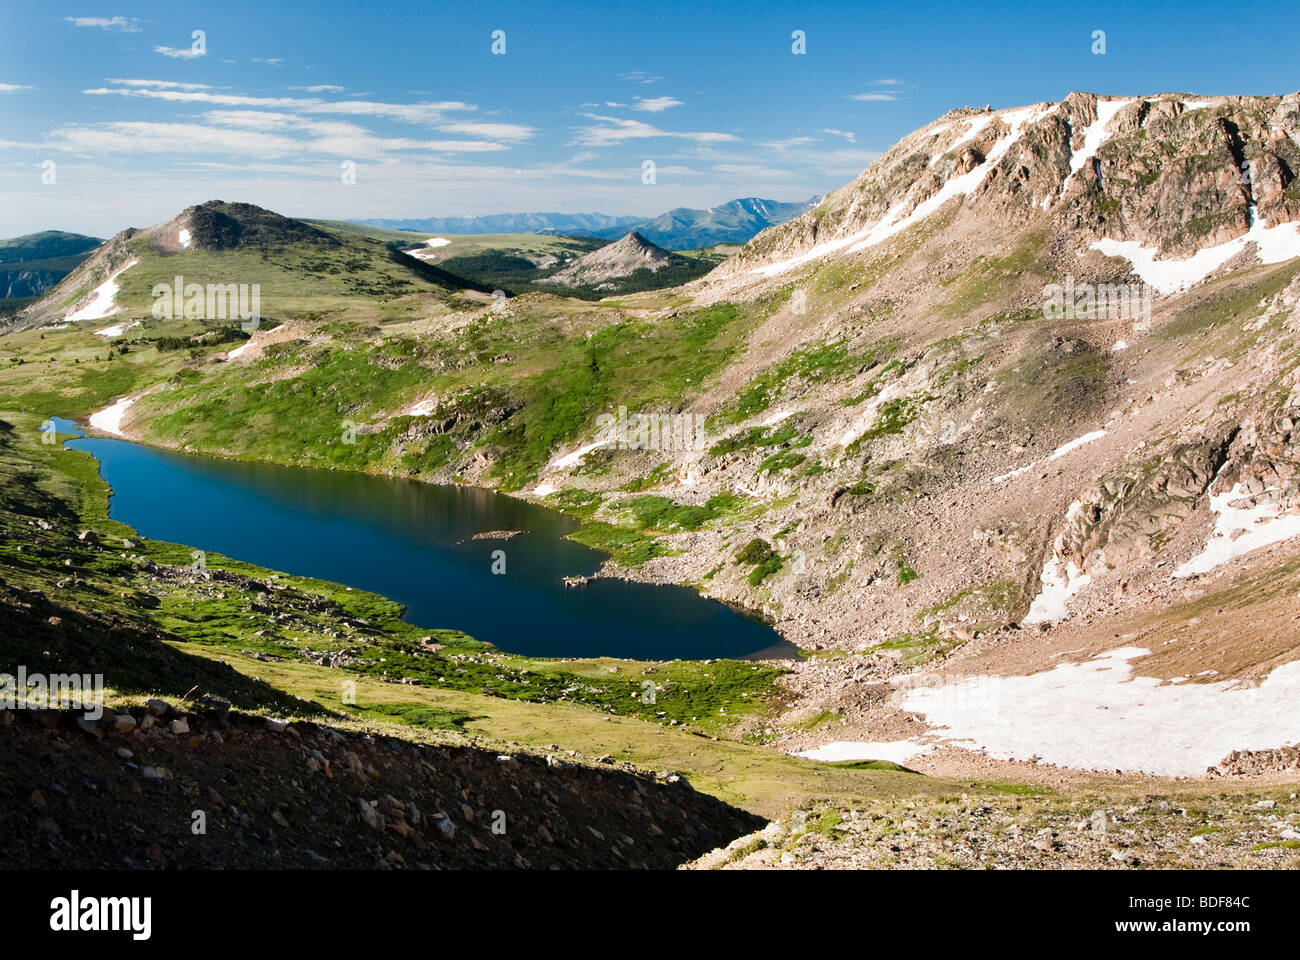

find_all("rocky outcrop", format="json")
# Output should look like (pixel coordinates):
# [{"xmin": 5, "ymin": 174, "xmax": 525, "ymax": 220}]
[
  {"xmin": 1055, "ymin": 430, "xmax": 1235, "ymax": 572},
  {"xmin": 548, "ymin": 232, "xmax": 685, "ymax": 289}
]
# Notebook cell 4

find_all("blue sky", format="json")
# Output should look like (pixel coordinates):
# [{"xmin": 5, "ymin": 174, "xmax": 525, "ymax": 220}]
[{"xmin": 1, "ymin": 0, "xmax": 1298, "ymax": 237}]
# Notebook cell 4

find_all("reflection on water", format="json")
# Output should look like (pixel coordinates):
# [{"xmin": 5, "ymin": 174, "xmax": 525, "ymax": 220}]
[{"xmin": 66, "ymin": 431, "xmax": 790, "ymax": 661}]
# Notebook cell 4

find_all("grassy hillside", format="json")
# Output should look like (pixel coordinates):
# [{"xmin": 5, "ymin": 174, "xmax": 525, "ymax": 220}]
[{"xmin": 0, "ymin": 409, "xmax": 960, "ymax": 815}]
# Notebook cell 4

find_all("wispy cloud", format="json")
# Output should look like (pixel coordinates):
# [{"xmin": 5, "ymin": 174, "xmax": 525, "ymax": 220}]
[
  {"xmin": 632, "ymin": 96, "xmax": 683, "ymax": 113},
  {"xmin": 47, "ymin": 115, "xmax": 510, "ymax": 159},
  {"xmin": 83, "ymin": 85, "xmax": 479, "ymax": 125},
  {"xmin": 47, "ymin": 79, "xmax": 530, "ymax": 164},
  {"xmin": 820, "ymin": 128, "xmax": 857, "ymax": 142},
  {"xmin": 571, "ymin": 113, "xmax": 735, "ymax": 147},
  {"xmin": 847, "ymin": 78, "xmax": 907, "ymax": 102},
  {"xmin": 107, "ymin": 78, "xmax": 211, "ymax": 91},
  {"xmin": 292, "ymin": 84, "xmax": 345, "ymax": 93},
  {"xmin": 618, "ymin": 71, "xmax": 663, "ymax": 84},
  {"xmin": 712, "ymin": 163, "xmax": 794, "ymax": 178},
  {"xmin": 0, "ymin": 83, "xmax": 34, "ymax": 93},
  {"xmin": 154, "ymin": 45, "xmax": 206, "ymax": 60},
  {"xmin": 436, "ymin": 120, "xmax": 534, "ymax": 142},
  {"xmin": 763, "ymin": 136, "xmax": 818, "ymax": 150},
  {"xmin": 64, "ymin": 16, "xmax": 140, "ymax": 32}
]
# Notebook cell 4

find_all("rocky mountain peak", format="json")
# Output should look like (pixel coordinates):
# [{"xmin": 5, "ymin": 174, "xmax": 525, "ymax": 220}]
[
  {"xmin": 548, "ymin": 231, "xmax": 682, "ymax": 288},
  {"xmin": 159, "ymin": 200, "xmax": 341, "ymax": 253},
  {"xmin": 719, "ymin": 91, "xmax": 1300, "ymax": 286}
]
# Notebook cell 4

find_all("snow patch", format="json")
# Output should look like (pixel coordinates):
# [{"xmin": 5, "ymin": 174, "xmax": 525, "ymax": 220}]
[
  {"xmin": 992, "ymin": 464, "xmax": 1032, "ymax": 484},
  {"xmin": 425, "ymin": 237, "xmax": 450, "ymax": 247},
  {"xmin": 1047, "ymin": 429, "xmax": 1107, "ymax": 462},
  {"xmin": 549, "ymin": 439, "xmax": 614, "ymax": 471},
  {"xmin": 1091, "ymin": 207, "xmax": 1300, "ymax": 294},
  {"xmin": 178, "ymin": 228, "xmax": 191, "ymax": 249},
  {"xmin": 226, "ymin": 323, "xmax": 283, "ymax": 360},
  {"xmin": 902, "ymin": 647, "xmax": 1300, "ymax": 776},
  {"xmin": 88, "ymin": 395, "xmax": 137, "ymax": 437},
  {"xmin": 753, "ymin": 105, "xmax": 1053, "ymax": 278},
  {"xmin": 1174, "ymin": 482, "xmax": 1300, "ymax": 578},
  {"xmin": 795, "ymin": 740, "xmax": 933, "ymax": 764},
  {"xmin": 928, "ymin": 115, "xmax": 993, "ymax": 167},
  {"xmin": 533, "ymin": 482, "xmax": 557, "ymax": 497},
  {"xmin": 993, "ymin": 431, "xmax": 1106, "ymax": 484},
  {"xmin": 64, "ymin": 259, "xmax": 139, "ymax": 323},
  {"xmin": 403, "ymin": 398, "xmax": 437, "ymax": 417},
  {"xmin": 1023, "ymin": 554, "xmax": 1092, "ymax": 624},
  {"xmin": 1067, "ymin": 98, "xmax": 1133, "ymax": 178},
  {"xmin": 93, "ymin": 320, "xmax": 140, "ymax": 338}
]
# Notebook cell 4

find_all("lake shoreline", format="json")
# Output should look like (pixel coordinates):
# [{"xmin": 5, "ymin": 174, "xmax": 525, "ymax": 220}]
[{"xmin": 64, "ymin": 407, "xmax": 792, "ymax": 662}]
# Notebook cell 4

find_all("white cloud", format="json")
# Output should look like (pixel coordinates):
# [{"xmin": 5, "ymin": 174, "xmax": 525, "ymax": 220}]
[
  {"xmin": 106, "ymin": 78, "xmax": 212, "ymax": 91},
  {"xmin": 820, "ymin": 128, "xmax": 857, "ymax": 142},
  {"xmin": 764, "ymin": 136, "xmax": 818, "ymax": 150},
  {"xmin": 617, "ymin": 71, "xmax": 663, "ymax": 84},
  {"xmin": 85, "ymin": 86, "xmax": 303, "ymax": 108},
  {"xmin": 0, "ymin": 84, "xmax": 34, "ymax": 93},
  {"xmin": 48, "ymin": 122, "xmax": 303, "ymax": 156},
  {"xmin": 433, "ymin": 120, "xmax": 534, "ymax": 142},
  {"xmin": 846, "ymin": 92, "xmax": 898, "ymax": 102},
  {"xmin": 712, "ymin": 163, "xmax": 794, "ymax": 178},
  {"xmin": 632, "ymin": 96, "xmax": 683, "ymax": 112},
  {"xmin": 48, "ymin": 115, "xmax": 509, "ymax": 160},
  {"xmin": 871, "ymin": 78, "xmax": 904, "ymax": 86},
  {"xmin": 65, "ymin": 16, "xmax": 140, "ymax": 31},
  {"xmin": 154, "ymin": 45, "xmax": 206, "ymax": 60},
  {"xmin": 571, "ymin": 113, "xmax": 735, "ymax": 147},
  {"xmin": 292, "ymin": 85, "xmax": 345, "ymax": 93},
  {"xmin": 83, "ymin": 85, "xmax": 478, "ymax": 125}
]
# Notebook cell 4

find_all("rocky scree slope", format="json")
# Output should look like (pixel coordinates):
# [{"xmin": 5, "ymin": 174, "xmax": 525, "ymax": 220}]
[{"xmin": 0, "ymin": 703, "xmax": 762, "ymax": 869}]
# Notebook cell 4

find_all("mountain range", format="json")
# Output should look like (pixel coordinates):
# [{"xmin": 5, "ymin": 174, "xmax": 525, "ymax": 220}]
[
  {"xmin": 5, "ymin": 90, "xmax": 1300, "ymax": 868},
  {"xmin": 353, "ymin": 196, "xmax": 820, "ymax": 250}
]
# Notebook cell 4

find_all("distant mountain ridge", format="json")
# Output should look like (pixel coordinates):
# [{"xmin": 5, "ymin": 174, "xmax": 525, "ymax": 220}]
[
  {"xmin": 352, "ymin": 196, "xmax": 820, "ymax": 250},
  {"xmin": 586, "ymin": 197, "xmax": 821, "ymax": 248},
  {"xmin": 0, "ymin": 231, "xmax": 102, "ymax": 308},
  {"xmin": 353, "ymin": 211, "xmax": 644, "ymax": 238}
]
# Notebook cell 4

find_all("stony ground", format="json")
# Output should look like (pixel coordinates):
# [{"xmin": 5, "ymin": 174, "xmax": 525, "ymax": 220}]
[
  {"xmin": 0, "ymin": 702, "xmax": 763, "ymax": 870},
  {"xmin": 690, "ymin": 787, "xmax": 1300, "ymax": 870}
]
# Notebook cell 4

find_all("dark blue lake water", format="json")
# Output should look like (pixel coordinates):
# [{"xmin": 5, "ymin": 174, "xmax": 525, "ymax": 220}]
[{"xmin": 62, "ymin": 424, "xmax": 788, "ymax": 661}]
